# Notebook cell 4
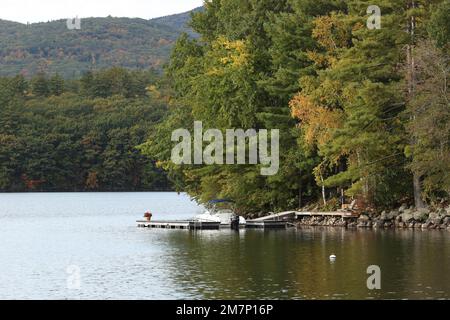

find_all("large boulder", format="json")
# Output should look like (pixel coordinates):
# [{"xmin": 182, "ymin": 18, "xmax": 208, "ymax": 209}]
[
  {"xmin": 428, "ymin": 211, "xmax": 443, "ymax": 224},
  {"xmin": 438, "ymin": 208, "xmax": 448, "ymax": 218},
  {"xmin": 358, "ymin": 215, "xmax": 370, "ymax": 222},
  {"xmin": 433, "ymin": 217, "xmax": 443, "ymax": 225},
  {"xmin": 379, "ymin": 211, "xmax": 397, "ymax": 221},
  {"xmin": 422, "ymin": 221, "xmax": 432, "ymax": 229},
  {"xmin": 388, "ymin": 210, "xmax": 399, "ymax": 220},
  {"xmin": 401, "ymin": 211, "xmax": 414, "ymax": 223},
  {"xmin": 413, "ymin": 208, "xmax": 430, "ymax": 222},
  {"xmin": 427, "ymin": 211, "xmax": 443, "ymax": 225}
]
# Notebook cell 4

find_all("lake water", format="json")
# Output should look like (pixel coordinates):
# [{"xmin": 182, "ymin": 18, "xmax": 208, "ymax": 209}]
[{"xmin": 0, "ymin": 192, "xmax": 449, "ymax": 300}]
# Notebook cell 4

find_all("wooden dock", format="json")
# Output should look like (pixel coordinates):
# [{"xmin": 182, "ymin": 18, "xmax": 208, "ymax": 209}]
[
  {"xmin": 137, "ymin": 210, "xmax": 358, "ymax": 231},
  {"xmin": 295, "ymin": 211, "xmax": 358, "ymax": 219},
  {"xmin": 137, "ymin": 220, "xmax": 221, "ymax": 230}
]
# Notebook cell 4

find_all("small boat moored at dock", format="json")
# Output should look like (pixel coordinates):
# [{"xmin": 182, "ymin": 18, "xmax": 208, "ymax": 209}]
[{"xmin": 193, "ymin": 199, "xmax": 247, "ymax": 228}]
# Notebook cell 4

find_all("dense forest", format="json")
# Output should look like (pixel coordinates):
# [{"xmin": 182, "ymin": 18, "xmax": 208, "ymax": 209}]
[
  {"xmin": 0, "ymin": 0, "xmax": 448, "ymax": 213},
  {"xmin": 0, "ymin": 68, "xmax": 171, "ymax": 192},
  {"xmin": 0, "ymin": 8, "xmax": 201, "ymax": 78},
  {"xmin": 142, "ymin": 0, "xmax": 449, "ymax": 213}
]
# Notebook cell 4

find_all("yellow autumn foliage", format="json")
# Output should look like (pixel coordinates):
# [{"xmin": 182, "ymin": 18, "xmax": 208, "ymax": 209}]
[
  {"xmin": 312, "ymin": 14, "xmax": 350, "ymax": 51},
  {"xmin": 212, "ymin": 36, "xmax": 250, "ymax": 68}
]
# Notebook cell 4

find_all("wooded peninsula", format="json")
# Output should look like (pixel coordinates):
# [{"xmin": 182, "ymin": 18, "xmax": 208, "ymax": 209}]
[{"xmin": 1, "ymin": 0, "xmax": 449, "ymax": 217}]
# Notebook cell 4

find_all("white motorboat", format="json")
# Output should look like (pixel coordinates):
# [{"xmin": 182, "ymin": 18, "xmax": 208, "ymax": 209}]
[{"xmin": 194, "ymin": 200, "xmax": 246, "ymax": 227}]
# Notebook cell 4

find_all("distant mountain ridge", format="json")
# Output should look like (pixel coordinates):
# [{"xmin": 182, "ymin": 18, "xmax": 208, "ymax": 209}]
[
  {"xmin": 151, "ymin": 6, "xmax": 203, "ymax": 37},
  {"xmin": 0, "ymin": 7, "xmax": 202, "ymax": 78}
]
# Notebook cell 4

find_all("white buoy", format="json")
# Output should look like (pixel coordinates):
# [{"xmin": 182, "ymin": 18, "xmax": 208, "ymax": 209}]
[{"xmin": 329, "ymin": 254, "xmax": 337, "ymax": 261}]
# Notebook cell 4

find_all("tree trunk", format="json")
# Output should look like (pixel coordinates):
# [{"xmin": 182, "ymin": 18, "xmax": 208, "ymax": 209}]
[
  {"xmin": 298, "ymin": 182, "xmax": 302, "ymax": 209},
  {"xmin": 413, "ymin": 173, "xmax": 425, "ymax": 208},
  {"xmin": 407, "ymin": 0, "xmax": 425, "ymax": 208},
  {"xmin": 320, "ymin": 174, "xmax": 326, "ymax": 206}
]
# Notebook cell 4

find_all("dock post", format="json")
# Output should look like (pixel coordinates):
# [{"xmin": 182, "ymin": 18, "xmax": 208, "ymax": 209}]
[{"xmin": 231, "ymin": 215, "xmax": 240, "ymax": 231}]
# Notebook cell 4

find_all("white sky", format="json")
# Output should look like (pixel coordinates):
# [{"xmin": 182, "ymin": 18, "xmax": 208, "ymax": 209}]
[{"xmin": 0, "ymin": 0, "xmax": 205, "ymax": 24}]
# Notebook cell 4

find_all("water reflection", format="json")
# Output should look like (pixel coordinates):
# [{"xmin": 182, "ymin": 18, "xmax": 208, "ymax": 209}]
[{"xmin": 160, "ymin": 228, "xmax": 450, "ymax": 299}]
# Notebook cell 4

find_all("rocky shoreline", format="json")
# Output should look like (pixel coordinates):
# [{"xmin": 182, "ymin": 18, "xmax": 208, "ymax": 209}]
[{"xmin": 296, "ymin": 205, "xmax": 450, "ymax": 231}]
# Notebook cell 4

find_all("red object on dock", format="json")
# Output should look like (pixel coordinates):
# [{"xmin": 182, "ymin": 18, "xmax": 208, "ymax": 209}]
[{"xmin": 144, "ymin": 211, "xmax": 153, "ymax": 221}]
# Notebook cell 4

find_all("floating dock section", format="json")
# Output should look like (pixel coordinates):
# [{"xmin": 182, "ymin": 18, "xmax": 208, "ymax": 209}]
[{"xmin": 137, "ymin": 220, "xmax": 221, "ymax": 230}]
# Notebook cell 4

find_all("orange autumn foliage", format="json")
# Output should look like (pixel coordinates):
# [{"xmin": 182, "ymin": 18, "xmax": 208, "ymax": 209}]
[{"xmin": 289, "ymin": 94, "xmax": 342, "ymax": 147}]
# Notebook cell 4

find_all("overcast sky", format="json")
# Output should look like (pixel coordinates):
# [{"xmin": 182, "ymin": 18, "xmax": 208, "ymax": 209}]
[{"xmin": 1, "ymin": 0, "xmax": 205, "ymax": 24}]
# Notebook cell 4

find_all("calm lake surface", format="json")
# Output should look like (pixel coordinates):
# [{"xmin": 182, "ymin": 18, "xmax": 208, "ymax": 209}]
[{"xmin": 0, "ymin": 192, "xmax": 449, "ymax": 300}]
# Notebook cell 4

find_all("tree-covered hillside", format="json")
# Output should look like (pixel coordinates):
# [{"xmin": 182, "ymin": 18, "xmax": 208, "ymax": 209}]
[
  {"xmin": 0, "ymin": 8, "xmax": 201, "ymax": 78},
  {"xmin": 151, "ymin": 7, "xmax": 204, "ymax": 37}
]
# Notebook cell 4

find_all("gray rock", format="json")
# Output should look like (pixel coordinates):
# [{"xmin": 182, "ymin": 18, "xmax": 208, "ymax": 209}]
[
  {"xmin": 429, "ymin": 212, "xmax": 443, "ymax": 225},
  {"xmin": 413, "ymin": 209, "xmax": 429, "ymax": 222},
  {"xmin": 422, "ymin": 222, "xmax": 431, "ymax": 229},
  {"xmin": 373, "ymin": 220, "xmax": 384, "ymax": 228},
  {"xmin": 357, "ymin": 222, "xmax": 367, "ymax": 228},
  {"xmin": 388, "ymin": 210, "xmax": 398, "ymax": 220},
  {"xmin": 429, "ymin": 212, "xmax": 439, "ymax": 220},
  {"xmin": 418, "ymin": 208, "xmax": 430, "ymax": 214},
  {"xmin": 401, "ymin": 212, "xmax": 414, "ymax": 223},
  {"xmin": 358, "ymin": 215, "xmax": 370, "ymax": 222},
  {"xmin": 438, "ymin": 208, "xmax": 447, "ymax": 218},
  {"xmin": 396, "ymin": 221, "xmax": 405, "ymax": 228},
  {"xmin": 399, "ymin": 204, "xmax": 407, "ymax": 212}
]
